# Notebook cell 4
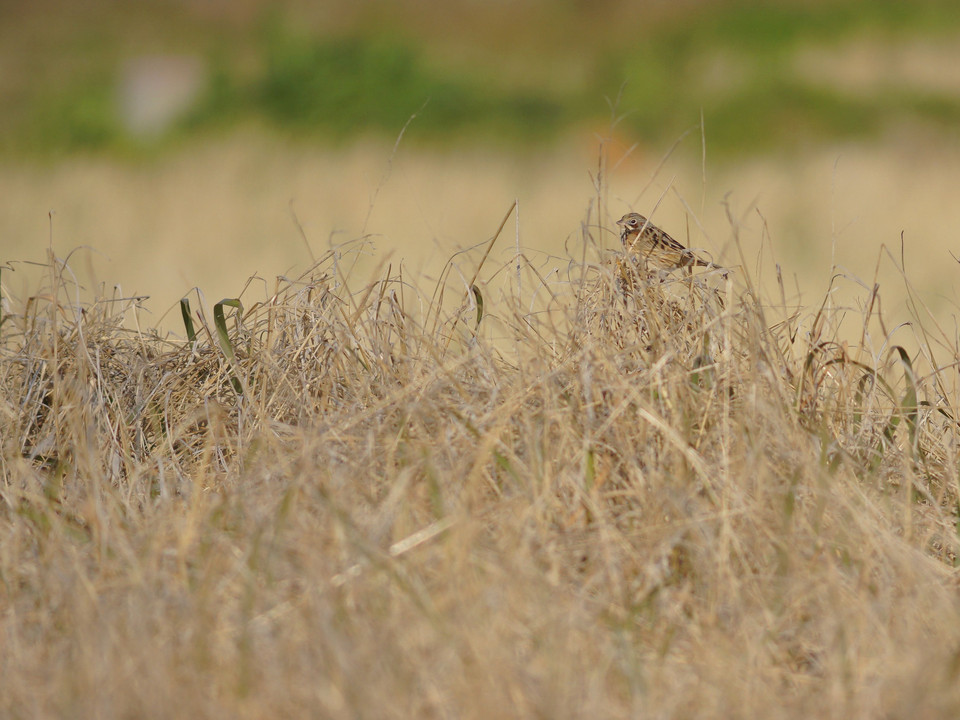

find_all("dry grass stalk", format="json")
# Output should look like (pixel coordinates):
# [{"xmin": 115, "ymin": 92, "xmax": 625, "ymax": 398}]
[{"xmin": 2, "ymin": 222, "xmax": 960, "ymax": 718}]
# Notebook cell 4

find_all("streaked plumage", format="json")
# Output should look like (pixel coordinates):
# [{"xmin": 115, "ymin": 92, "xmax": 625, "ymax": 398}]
[{"xmin": 617, "ymin": 212, "xmax": 716, "ymax": 270}]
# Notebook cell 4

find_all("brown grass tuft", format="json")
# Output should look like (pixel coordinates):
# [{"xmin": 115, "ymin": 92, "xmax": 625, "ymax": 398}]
[{"xmin": 3, "ymin": 211, "xmax": 960, "ymax": 718}]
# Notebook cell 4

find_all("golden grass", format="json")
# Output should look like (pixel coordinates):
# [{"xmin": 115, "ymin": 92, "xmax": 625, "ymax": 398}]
[
  {"xmin": 3, "ymin": 194, "xmax": 960, "ymax": 717},
  {"xmin": 3, "ymin": 132, "xmax": 959, "ymax": 343}
]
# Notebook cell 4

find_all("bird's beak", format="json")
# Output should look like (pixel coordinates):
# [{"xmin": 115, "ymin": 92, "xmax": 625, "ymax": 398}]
[{"xmin": 616, "ymin": 219, "xmax": 626, "ymax": 227}]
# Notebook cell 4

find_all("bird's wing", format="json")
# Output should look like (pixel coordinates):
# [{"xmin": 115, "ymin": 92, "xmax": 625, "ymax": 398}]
[{"xmin": 648, "ymin": 225, "xmax": 689, "ymax": 253}]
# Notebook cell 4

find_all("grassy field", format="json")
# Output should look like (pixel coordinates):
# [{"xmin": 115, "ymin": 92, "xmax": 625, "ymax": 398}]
[
  {"xmin": 3, "ymin": 171, "xmax": 960, "ymax": 716},
  {"xmin": 5, "ymin": 2, "xmax": 960, "ymax": 715},
  {"xmin": 4, "ymin": 0, "xmax": 960, "ymax": 156}
]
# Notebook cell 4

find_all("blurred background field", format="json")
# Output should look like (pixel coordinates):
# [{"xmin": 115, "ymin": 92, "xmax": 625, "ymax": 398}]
[{"xmin": 3, "ymin": 0, "xmax": 960, "ymax": 333}]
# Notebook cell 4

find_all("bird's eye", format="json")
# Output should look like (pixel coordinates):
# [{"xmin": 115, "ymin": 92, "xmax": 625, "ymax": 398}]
[{"xmin": 629, "ymin": 219, "xmax": 638, "ymax": 226}]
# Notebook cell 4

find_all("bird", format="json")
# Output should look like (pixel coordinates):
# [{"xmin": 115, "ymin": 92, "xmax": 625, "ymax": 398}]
[{"xmin": 616, "ymin": 212, "xmax": 719, "ymax": 271}]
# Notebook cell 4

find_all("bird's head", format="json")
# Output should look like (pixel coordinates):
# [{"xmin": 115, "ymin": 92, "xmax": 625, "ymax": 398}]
[{"xmin": 617, "ymin": 212, "xmax": 647, "ymax": 231}]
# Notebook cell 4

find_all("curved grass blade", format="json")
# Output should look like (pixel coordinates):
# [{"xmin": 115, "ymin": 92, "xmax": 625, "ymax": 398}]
[
  {"xmin": 853, "ymin": 372, "xmax": 874, "ymax": 431},
  {"xmin": 214, "ymin": 298, "xmax": 244, "ymax": 395},
  {"xmin": 471, "ymin": 284, "xmax": 484, "ymax": 329},
  {"xmin": 893, "ymin": 346, "xmax": 919, "ymax": 455},
  {"xmin": 180, "ymin": 297, "xmax": 197, "ymax": 346},
  {"xmin": 441, "ymin": 200, "xmax": 516, "ymax": 355},
  {"xmin": 871, "ymin": 346, "xmax": 919, "ymax": 456}
]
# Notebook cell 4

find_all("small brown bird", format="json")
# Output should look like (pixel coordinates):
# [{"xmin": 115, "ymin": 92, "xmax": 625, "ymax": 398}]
[{"xmin": 617, "ymin": 212, "xmax": 717, "ymax": 271}]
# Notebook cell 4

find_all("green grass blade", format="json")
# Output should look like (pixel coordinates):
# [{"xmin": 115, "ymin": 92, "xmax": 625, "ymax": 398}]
[
  {"xmin": 471, "ymin": 284, "xmax": 484, "ymax": 329},
  {"xmin": 893, "ymin": 345, "xmax": 919, "ymax": 454},
  {"xmin": 214, "ymin": 298, "xmax": 244, "ymax": 394},
  {"xmin": 853, "ymin": 372, "xmax": 873, "ymax": 431},
  {"xmin": 180, "ymin": 297, "xmax": 196, "ymax": 345}
]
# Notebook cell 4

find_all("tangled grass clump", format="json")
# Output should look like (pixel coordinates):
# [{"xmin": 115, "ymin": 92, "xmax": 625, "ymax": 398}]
[{"xmin": 2, "ymin": 216, "xmax": 960, "ymax": 718}]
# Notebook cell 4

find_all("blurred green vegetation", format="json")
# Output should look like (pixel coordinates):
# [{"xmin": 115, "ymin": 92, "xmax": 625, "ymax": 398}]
[
  {"xmin": 3, "ymin": 0, "xmax": 960, "ymax": 157},
  {"xmin": 193, "ymin": 26, "xmax": 569, "ymax": 141},
  {"xmin": 609, "ymin": 0, "xmax": 960, "ymax": 152}
]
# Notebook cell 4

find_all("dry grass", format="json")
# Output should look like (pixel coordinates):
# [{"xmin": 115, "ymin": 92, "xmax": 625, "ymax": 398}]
[
  {"xmin": 3, "ymin": 192, "xmax": 960, "ymax": 718},
  {"xmin": 4, "ymin": 133, "xmax": 960, "ymax": 343}
]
